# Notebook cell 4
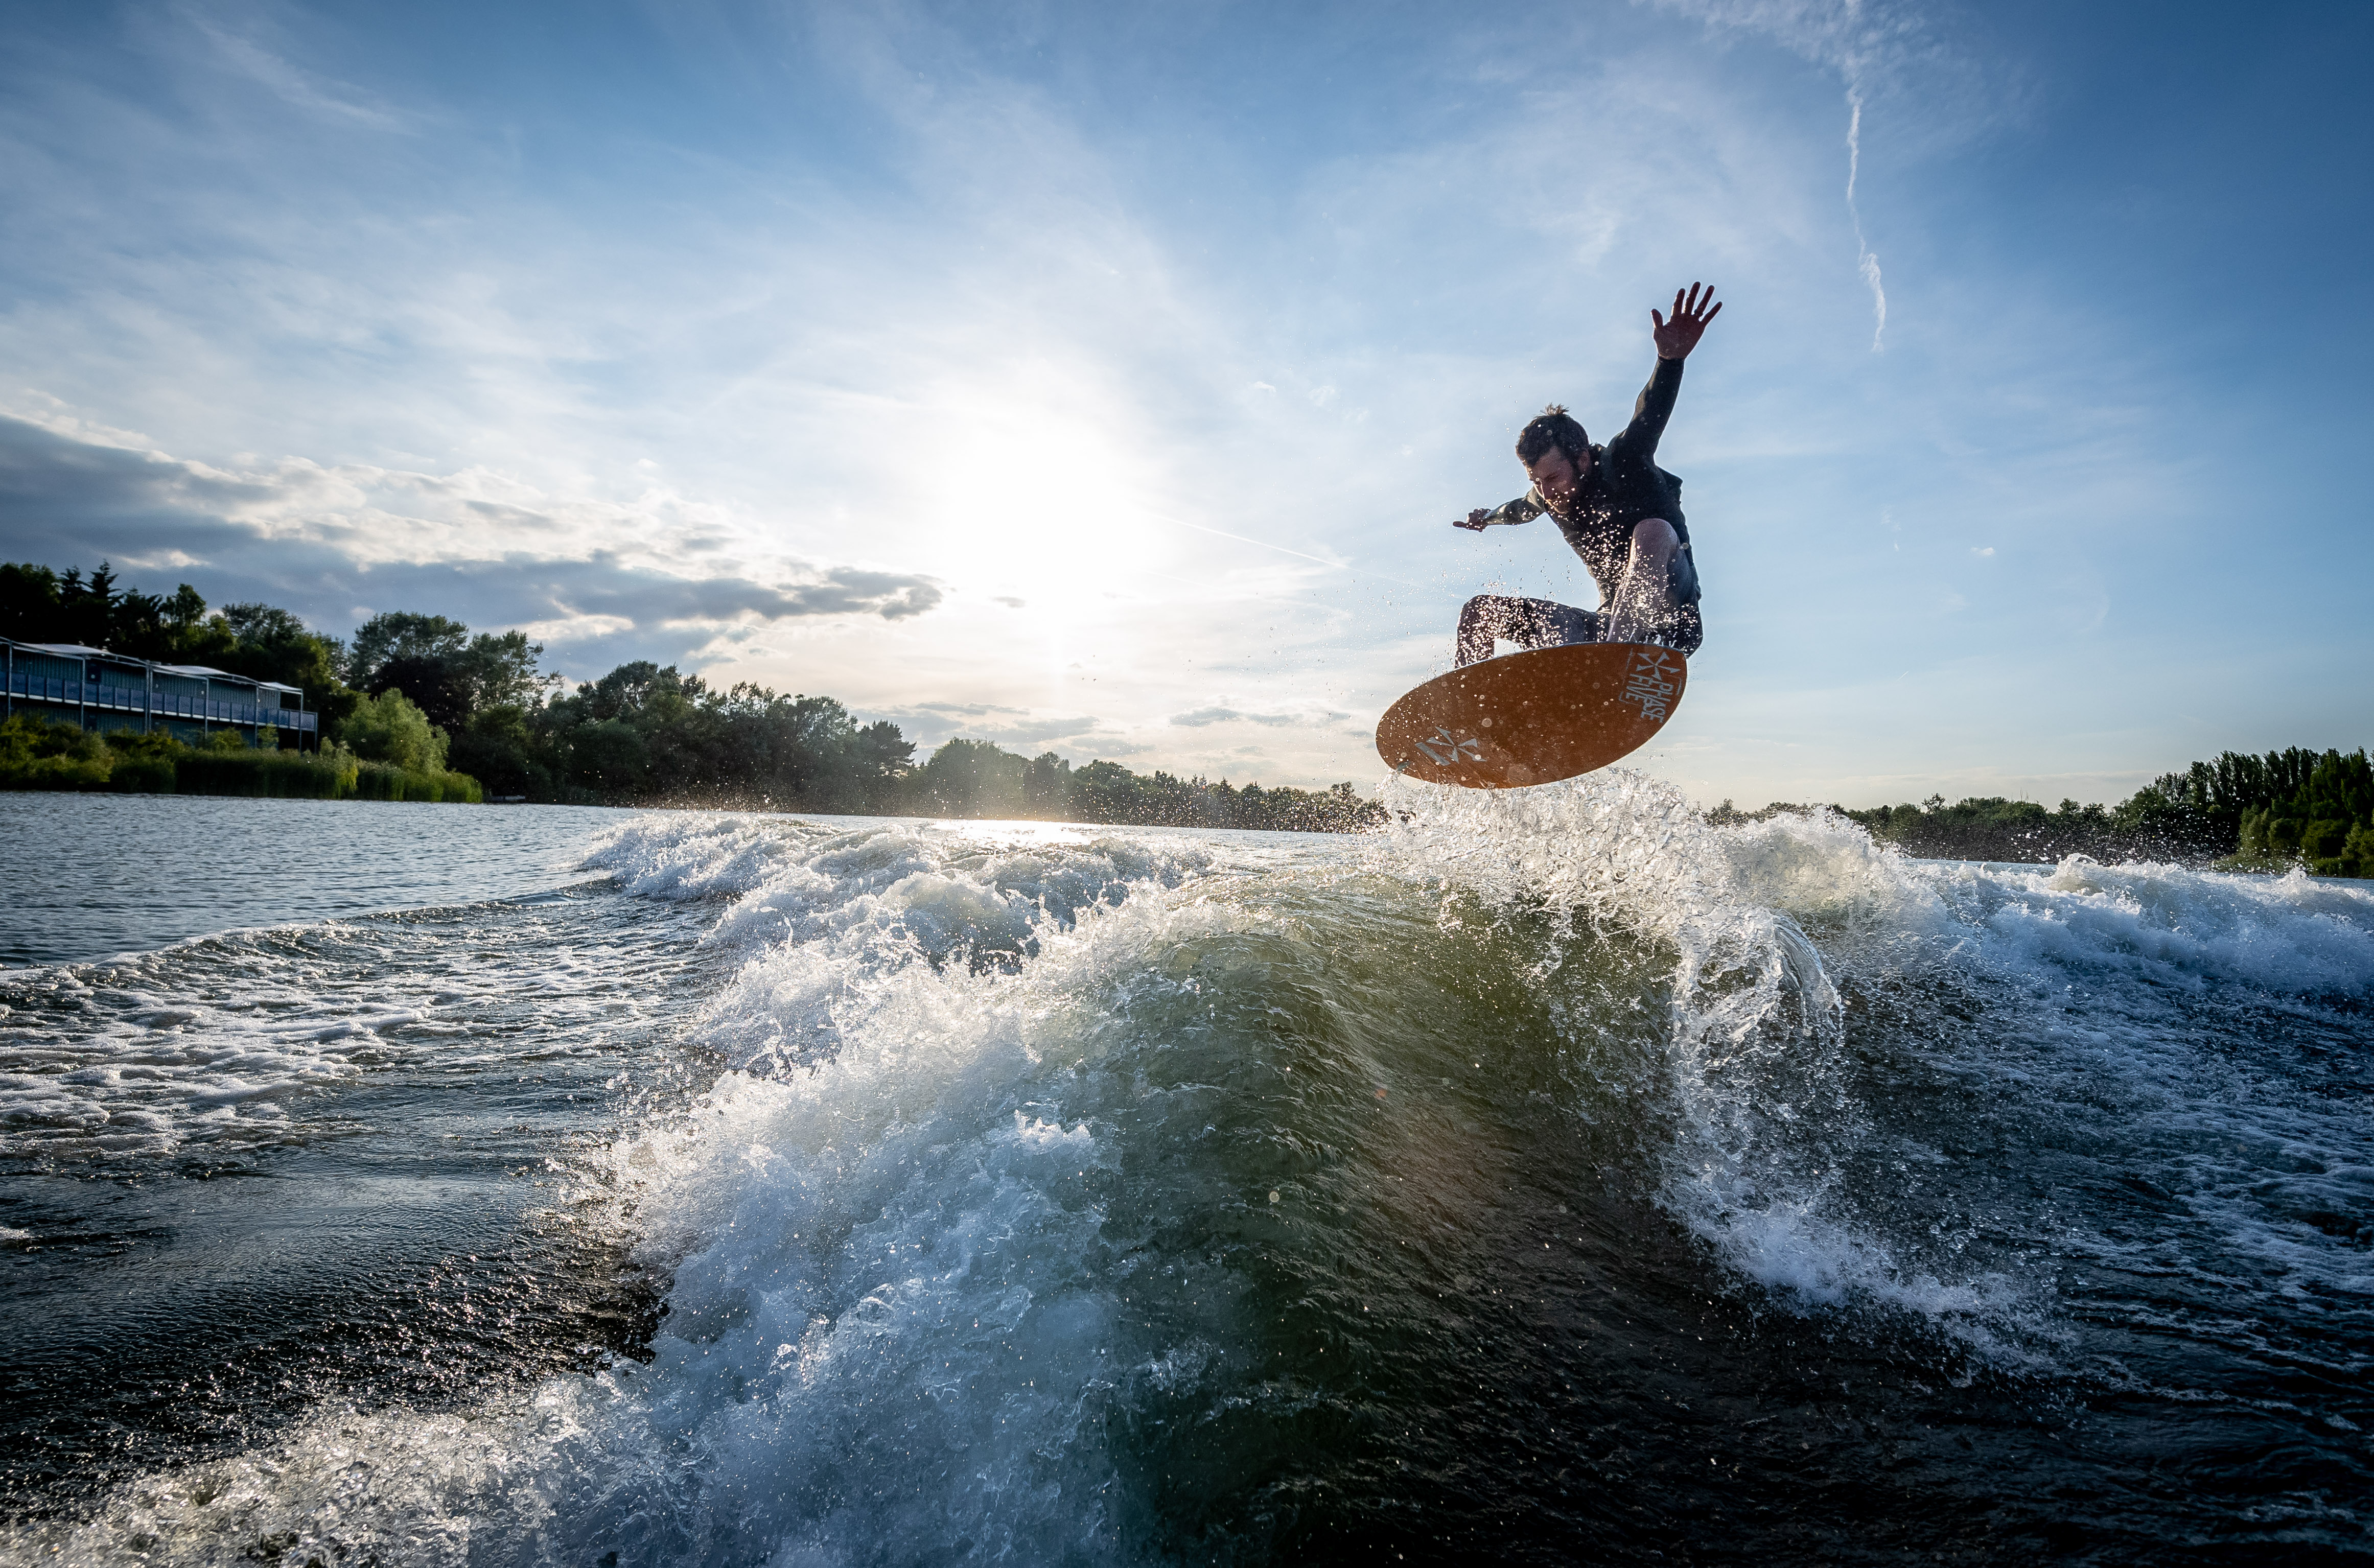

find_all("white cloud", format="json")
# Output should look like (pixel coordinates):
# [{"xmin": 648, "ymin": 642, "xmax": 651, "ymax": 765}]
[
  {"xmin": 186, "ymin": 12, "xmax": 417, "ymax": 134},
  {"xmin": 0, "ymin": 410, "xmax": 944, "ymax": 675},
  {"xmin": 1170, "ymin": 705, "xmax": 1354, "ymax": 729}
]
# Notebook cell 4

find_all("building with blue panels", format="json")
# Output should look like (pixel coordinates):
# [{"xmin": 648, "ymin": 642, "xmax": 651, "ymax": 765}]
[{"xmin": 3, "ymin": 638, "xmax": 317, "ymax": 746}]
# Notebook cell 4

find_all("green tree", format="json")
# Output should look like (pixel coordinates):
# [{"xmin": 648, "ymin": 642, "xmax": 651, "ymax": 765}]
[
  {"xmin": 915, "ymin": 738, "xmax": 1030, "ymax": 817},
  {"xmin": 0, "ymin": 563, "xmax": 63, "ymax": 641},
  {"xmin": 339, "ymin": 688, "xmax": 450, "ymax": 774},
  {"xmin": 65, "ymin": 563, "xmax": 118, "ymax": 646},
  {"xmin": 856, "ymin": 720, "xmax": 915, "ymax": 781},
  {"xmin": 455, "ymin": 630, "xmax": 553, "ymax": 712},
  {"xmin": 344, "ymin": 611, "xmax": 552, "ymax": 736},
  {"xmin": 562, "ymin": 717, "xmax": 650, "ymax": 797},
  {"xmin": 448, "ymin": 703, "xmax": 543, "ymax": 798},
  {"xmin": 1024, "ymin": 751, "xmax": 1073, "ymax": 814},
  {"xmin": 1068, "ymin": 759, "xmax": 1150, "ymax": 825},
  {"xmin": 347, "ymin": 611, "xmax": 471, "ymax": 687}
]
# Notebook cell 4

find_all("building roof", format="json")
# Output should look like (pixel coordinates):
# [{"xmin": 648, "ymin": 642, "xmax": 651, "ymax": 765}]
[
  {"xmin": 155, "ymin": 666, "xmax": 304, "ymax": 698},
  {"xmin": 6, "ymin": 641, "xmax": 306, "ymax": 704}
]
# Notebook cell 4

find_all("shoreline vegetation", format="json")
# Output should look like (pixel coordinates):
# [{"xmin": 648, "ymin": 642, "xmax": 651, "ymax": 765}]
[
  {"xmin": 6, "ymin": 561, "xmax": 2367, "ymax": 870},
  {"xmin": 0, "ymin": 560, "xmax": 1386, "ymax": 832},
  {"xmin": 0, "ymin": 716, "xmax": 484, "ymax": 802},
  {"xmin": 1713, "ymin": 744, "xmax": 2374, "ymax": 877}
]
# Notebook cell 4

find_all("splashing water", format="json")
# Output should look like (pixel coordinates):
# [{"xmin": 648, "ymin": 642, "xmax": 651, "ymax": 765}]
[{"xmin": 5, "ymin": 781, "xmax": 2370, "ymax": 1564}]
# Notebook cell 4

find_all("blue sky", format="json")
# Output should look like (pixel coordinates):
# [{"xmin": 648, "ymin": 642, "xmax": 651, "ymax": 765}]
[{"xmin": 2, "ymin": 0, "xmax": 2367, "ymax": 805}]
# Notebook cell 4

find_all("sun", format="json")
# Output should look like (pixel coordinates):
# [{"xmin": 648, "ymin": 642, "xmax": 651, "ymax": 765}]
[{"xmin": 906, "ymin": 361, "xmax": 1182, "ymax": 638}]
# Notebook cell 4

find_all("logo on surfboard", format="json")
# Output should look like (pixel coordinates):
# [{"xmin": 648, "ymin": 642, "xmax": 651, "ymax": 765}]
[
  {"xmin": 1619, "ymin": 649, "xmax": 1681, "ymax": 722},
  {"xmin": 1410, "ymin": 726, "xmax": 1484, "ymax": 766}
]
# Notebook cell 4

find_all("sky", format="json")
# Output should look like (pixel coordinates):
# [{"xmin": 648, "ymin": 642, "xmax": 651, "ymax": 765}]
[{"xmin": 2, "ymin": 0, "xmax": 2368, "ymax": 806}]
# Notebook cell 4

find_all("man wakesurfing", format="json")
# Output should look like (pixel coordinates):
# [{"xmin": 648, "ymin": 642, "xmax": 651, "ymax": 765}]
[{"xmin": 1451, "ymin": 282, "xmax": 1721, "ymax": 665}]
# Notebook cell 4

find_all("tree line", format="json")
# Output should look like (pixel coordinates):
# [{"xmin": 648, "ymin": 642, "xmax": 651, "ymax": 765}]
[
  {"xmin": 425, "ymin": 657, "xmax": 1385, "ymax": 830},
  {"xmin": 0, "ymin": 560, "xmax": 1386, "ymax": 831},
  {"xmin": 13, "ymin": 559, "xmax": 2363, "ymax": 865},
  {"xmin": 1711, "ymin": 746, "xmax": 2374, "ymax": 877}
]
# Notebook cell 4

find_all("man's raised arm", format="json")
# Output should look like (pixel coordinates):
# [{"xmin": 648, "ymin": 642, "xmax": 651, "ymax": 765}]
[
  {"xmin": 1619, "ymin": 282, "xmax": 1721, "ymax": 458},
  {"xmin": 1620, "ymin": 356, "xmax": 1685, "ymax": 456}
]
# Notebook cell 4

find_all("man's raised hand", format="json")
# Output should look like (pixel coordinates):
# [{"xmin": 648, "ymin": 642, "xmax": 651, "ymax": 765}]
[
  {"xmin": 1651, "ymin": 283, "xmax": 1722, "ymax": 361},
  {"xmin": 1455, "ymin": 508, "xmax": 1492, "ymax": 531}
]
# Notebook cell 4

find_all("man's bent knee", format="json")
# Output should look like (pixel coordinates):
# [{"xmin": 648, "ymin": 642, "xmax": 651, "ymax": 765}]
[{"xmin": 1629, "ymin": 517, "xmax": 1678, "ymax": 555}]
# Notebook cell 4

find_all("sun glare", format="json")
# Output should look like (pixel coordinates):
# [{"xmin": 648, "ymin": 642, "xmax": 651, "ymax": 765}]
[{"xmin": 907, "ymin": 366, "xmax": 1187, "ymax": 663}]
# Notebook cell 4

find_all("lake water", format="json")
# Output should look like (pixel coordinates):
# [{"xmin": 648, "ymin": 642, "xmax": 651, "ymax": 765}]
[{"xmin": 2, "ymin": 783, "xmax": 2370, "ymax": 1564}]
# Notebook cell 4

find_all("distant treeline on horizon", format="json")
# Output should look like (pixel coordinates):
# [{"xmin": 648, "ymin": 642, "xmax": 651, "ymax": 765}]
[
  {"xmin": 0, "ymin": 560, "xmax": 1386, "ymax": 832},
  {"xmin": 5, "ymin": 559, "xmax": 2367, "ymax": 870},
  {"xmin": 1712, "ymin": 746, "xmax": 2374, "ymax": 878}
]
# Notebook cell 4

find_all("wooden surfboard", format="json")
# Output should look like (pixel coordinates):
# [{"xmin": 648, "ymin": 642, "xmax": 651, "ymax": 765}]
[{"xmin": 1375, "ymin": 643, "xmax": 1688, "ymax": 789}]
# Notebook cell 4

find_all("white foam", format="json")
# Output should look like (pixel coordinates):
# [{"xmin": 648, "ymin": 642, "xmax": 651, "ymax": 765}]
[
  {"xmin": 1929, "ymin": 856, "xmax": 2374, "ymax": 996},
  {"xmin": 0, "ymin": 970, "xmax": 374, "ymax": 1161},
  {"xmin": 0, "ymin": 1385, "xmax": 626, "ymax": 1566},
  {"xmin": 0, "ymin": 881, "xmax": 712, "ymax": 1163},
  {"xmin": 1378, "ymin": 776, "xmax": 2374, "ymax": 1351},
  {"xmin": 587, "ymin": 817, "xmax": 1217, "ymax": 1072}
]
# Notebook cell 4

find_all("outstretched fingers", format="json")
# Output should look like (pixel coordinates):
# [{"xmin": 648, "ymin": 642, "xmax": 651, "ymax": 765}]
[{"xmin": 1656, "ymin": 284, "xmax": 1724, "ymax": 353}]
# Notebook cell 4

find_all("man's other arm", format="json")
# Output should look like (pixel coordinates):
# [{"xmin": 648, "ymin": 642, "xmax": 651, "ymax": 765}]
[{"xmin": 1454, "ymin": 490, "xmax": 1549, "ymax": 531}]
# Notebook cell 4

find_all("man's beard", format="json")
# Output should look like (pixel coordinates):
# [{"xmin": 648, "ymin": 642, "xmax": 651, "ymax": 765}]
[{"xmin": 1543, "ymin": 448, "xmax": 1595, "ymax": 518}]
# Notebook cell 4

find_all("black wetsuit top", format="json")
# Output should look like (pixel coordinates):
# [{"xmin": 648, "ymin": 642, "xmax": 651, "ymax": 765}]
[{"xmin": 1480, "ymin": 356, "xmax": 1703, "ymax": 647}]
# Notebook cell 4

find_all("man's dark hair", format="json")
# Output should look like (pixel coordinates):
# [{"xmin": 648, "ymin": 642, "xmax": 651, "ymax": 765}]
[{"xmin": 1515, "ymin": 404, "xmax": 1590, "ymax": 469}]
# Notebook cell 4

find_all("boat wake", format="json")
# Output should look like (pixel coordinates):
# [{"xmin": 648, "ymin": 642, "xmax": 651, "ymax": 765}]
[{"xmin": 9, "ymin": 776, "xmax": 2371, "ymax": 1563}]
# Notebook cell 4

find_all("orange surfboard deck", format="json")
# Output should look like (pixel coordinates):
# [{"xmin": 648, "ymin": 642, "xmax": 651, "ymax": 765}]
[{"xmin": 1375, "ymin": 643, "xmax": 1687, "ymax": 789}]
